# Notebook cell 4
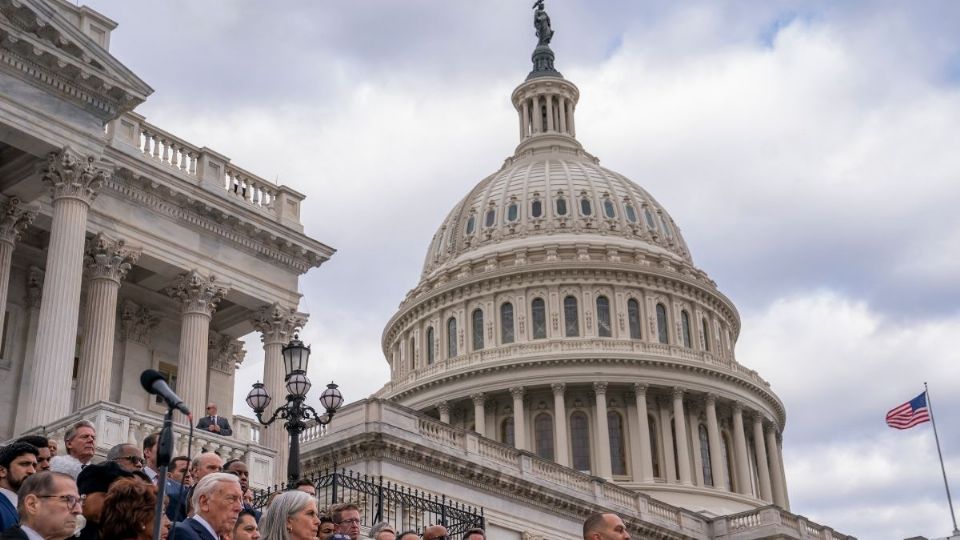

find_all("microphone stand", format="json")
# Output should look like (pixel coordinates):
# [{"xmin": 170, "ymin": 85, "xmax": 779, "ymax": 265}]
[{"xmin": 152, "ymin": 407, "xmax": 182, "ymax": 540}]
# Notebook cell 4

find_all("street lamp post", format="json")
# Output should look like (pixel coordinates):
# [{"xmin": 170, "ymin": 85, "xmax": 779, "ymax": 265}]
[{"xmin": 245, "ymin": 335, "xmax": 344, "ymax": 486}]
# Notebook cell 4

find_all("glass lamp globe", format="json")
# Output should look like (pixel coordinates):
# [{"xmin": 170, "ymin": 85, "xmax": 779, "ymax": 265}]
[
  {"xmin": 286, "ymin": 372, "xmax": 312, "ymax": 398},
  {"xmin": 319, "ymin": 382, "xmax": 344, "ymax": 412},
  {"xmin": 245, "ymin": 382, "xmax": 271, "ymax": 413}
]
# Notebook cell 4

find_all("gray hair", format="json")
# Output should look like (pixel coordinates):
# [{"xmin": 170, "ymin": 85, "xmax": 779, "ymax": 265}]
[
  {"xmin": 105, "ymin": 443, "xmax": 136, "ymax": 462},
  {"xmin": 64, "ymin": 420, "xmax": 95, "ymax": 443},
  {"xmin": 370, "ymin": 521, "xmax": 396, "ymax": 540},
  {"xmin": 17, "ymin": 472, "xmax": 74, "ymax": 514},
  {"xmin": 259, "ymin": 490, "xmax": 313, "ymax": 540},
  {"xmin": 191, "ymin": 472, "xmax": 240, "ymax": 509}
]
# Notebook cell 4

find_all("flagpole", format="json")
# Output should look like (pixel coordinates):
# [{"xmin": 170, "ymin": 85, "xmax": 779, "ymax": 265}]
[{"xmin": 926, "ymin": 382, "xmax": 959, "ymax": 535}]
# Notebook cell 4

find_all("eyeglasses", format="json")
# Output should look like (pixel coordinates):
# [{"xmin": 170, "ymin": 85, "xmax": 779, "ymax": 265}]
[
  {"xmin": 116, "ymin": 456, "xmax": 145, "ymax": 466},
  {"xmin": 339, "ymin": 519, "xmax": 361, "ymax": 525},
  {"xmin": 39, "ymin": 494, "xmax": 82, "ymax": 508}
]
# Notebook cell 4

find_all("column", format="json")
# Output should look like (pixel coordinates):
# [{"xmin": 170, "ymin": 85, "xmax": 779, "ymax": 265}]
[
  {"xmin": 752, "ymin": 414, "xmax": 773, "ymax": 502},
  {"xmin": 531, "ymin": 96, "xmax": 542, "ymax": 134},
  {"xmin": 689, "ymin": 407, "xmax": 704, "ymax": 486},
  {"xmin": 558, "ymin": 97, "xmax": 568, "ymax": 134},
  {"xmin": 75, "ymin": 234, "xmax": 139, "ymax": 408},
  {"xmin": 567, "ymin": 100, "xmax": 576, "ymax": 137},
  {"xmin": 705, "ymin": 394, "xmax": 726, "ymax": 490},
  {"xmin": 0, "ymin": 198, "xmax": 35, "ymax": 343},
  {"xmin": 22, "ymin": 148, "xmax": 110, "ymax": 430},
  {"xmin": 593, "ymin": 382, "xmax": 612, "ymax": 479},
  {"xmin": 634, "ymin": 384, "xmax": 654, "ymax": 482},
  {"xmin": 510, "ymin": 386, "xmax": 526, "ymax": 451},
  {"xmin": 673, "ymin": 388, "xmax": 692, "ymax": 484},
  {"xmin": 545, "ymin": 95, "xmax": 555, "ymax": 132},
  {"xmin": 13, "ymin": 268, "xmax": 43, "ymax": 434},
  {"xmin": 658, "ymin": 398, "xmax": 676, "ymax": 482},
  {"xmin": 521, "ymin": 99, "xmax": 530, "ymax": 139},
  {"xmin": 766, "ymin": 424, "xmax": 788, "ymax": 508},
  {"xmin": 551, "ymin": 383, "xmax": 569, "ymax": 467},
  {"xmin": 252, "ymin": 303, "xmax": 306, "ymax": 485},
  {"xmin": 471, "ymin": 393, "xmax": 486, "ymax": 436},
  {"xmin": 437, "ymin": 401, "xmax": 450, "ymax": 424},
  {"xmin": 731, "ymin": 402, "xmax": 751, "ymax": 495},
  {"xmin": 165, "ymin": 271, "xmax": 227, "ymax": 418}
]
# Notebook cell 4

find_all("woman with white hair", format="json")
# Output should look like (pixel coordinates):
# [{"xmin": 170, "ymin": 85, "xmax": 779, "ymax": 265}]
[{"xmin": 259, "ymin": 490, "xmax": 321, "ymax": 540}]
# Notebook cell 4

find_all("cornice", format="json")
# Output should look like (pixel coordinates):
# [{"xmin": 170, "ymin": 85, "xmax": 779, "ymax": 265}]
[{"xmin": 102, "ymin": 169, "xmax": 331, "ymax": 274}]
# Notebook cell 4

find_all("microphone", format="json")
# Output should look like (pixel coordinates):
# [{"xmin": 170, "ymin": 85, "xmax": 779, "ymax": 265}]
[{"xmin": 140, "ymin": 369, "xmax": 191, "ymax": 416}]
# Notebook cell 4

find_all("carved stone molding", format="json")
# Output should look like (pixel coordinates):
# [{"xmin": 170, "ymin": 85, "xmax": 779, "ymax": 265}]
[
  {"xmin": 0, "ymin": 197, "xmax": 36, "ymax": 245},
  {"xmin": 470, "ymin": 393, "xmax": 486, "ymax": 407},
  {"xmin": 84, "ymin": 233, "xmax": 140, "ymax": 283},
  {"xmin": 25, "ymin": 266, "xmax": 43, "ymax": 308},
  {"xmin": 550, "ymin": 382, "xmax": 566, "ymax": 395},
  {"xmin": 436, "ymin": 401, "xmax": 450, "ymax": 416},
  {"xmin": 509, "ymin": 386, "xmax": 525, "ymax": 400},
  {"xmin": 119, "ymin": 299, "xmax": 159, "ymax": 346},
  {"xmin": 593, "ymin": 381, "xmax": 608, "ymax": 395},
  {"xmin": 252, "ymin": 303, "xmax": 307, "ymax": 346},
  {"xmin": 208, "ymin": 333, "xmax": 246, "ymax": 375},
  {"xmin": 43, "ymin": 147, "xmax": 112, "ymax": 204},
  {"xmin": 163, "ymin": 270, "xmax": 227, "ymax": 316}
]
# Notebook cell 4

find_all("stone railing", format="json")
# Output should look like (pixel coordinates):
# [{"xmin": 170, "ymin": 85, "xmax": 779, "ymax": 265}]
[
  {"xmin": 380, "ymin": 338, "xmax": 770, "ymax": 396},
  {"xmin": 106, "ymin": 111, "xmax": 305, "ymax": 229},
  {"xmin": 233, "ymin": 415, "xmax": 264, "ymax": 445},
  {"xmin": 306, "ymin": 399, "xmax": 853, "ymax": 540},
  {"xmin": 26, "ymin": 401, "xmax": 276, "ymax": 490}
]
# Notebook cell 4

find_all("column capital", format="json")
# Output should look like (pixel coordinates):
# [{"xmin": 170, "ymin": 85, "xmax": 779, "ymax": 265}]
[
  {"xmin": 471, "ymin": 393, "xmax": 486, "ymax": 407},
  {"xmin": 437, "ymin": 400, "xmax": 450, "ymax": 415},
  {"xmin": 705, "ymin": 393, "xmax": 718, "ymax": 406},
  {"xmin": 208, "ymin": 333, "xmax": 246, "ymax": 375},
  {"xmin": 0, "ymin": 197, "xmax": 36, "ymax": 245},
  {"xmin": 633, "ymin": 382, "xmax": 648, "ymax": 397},
  {"xmin": 84, "ymin": 233, "xmax": 140, "ymax": 283},
  {"xmin": 551, "ymin": 382, "xmax": 566, "ymax": 395},
  {"xmin": 732, "ymin": 400, "xmax": 745, "ymax": 413},
  {"xmin": 119, "ymin": 299, "xmax": 159, "ymax": 345},
  {"xmin": 509, "ymin": 386, "xmax": 525, "ymax": 400},
  {"xmin": 672, "ymin": 386, "xmax": 685, "ymax": 400},
  {"xmin": 42, "ymin": 147, "xmax": 111, "ymax": 204},
  {"xmin": 252, "ymin": 302, "xmax": 308, "ymax": 345},
  {"xmin": 164, "ymin": 270, "xmax": 228, "ymax": 316},
  {"xmin": 593, "ymin": 381, "xmax": 608, "ymax": 395}
]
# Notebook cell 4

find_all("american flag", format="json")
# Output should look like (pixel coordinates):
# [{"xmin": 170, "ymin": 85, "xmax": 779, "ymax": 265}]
[{"xmin": 886, "ymin": 392, "xmax": 931, "ymax": 430}]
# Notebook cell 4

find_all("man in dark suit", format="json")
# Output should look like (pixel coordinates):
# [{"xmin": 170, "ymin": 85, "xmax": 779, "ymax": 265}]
[
  {"xmin": 0, "ymin": 471, "xmax": 80, "ymax": 540},
  {"xmin": 171, "ymin": 472, "xmax": 243, "ymax": 540},
  {"xmin": 0, "ymin": 442, "xmax": 39, "ymax": 531},
  {"xmin": 196, "ymin": 404, "xmax": 233, "ymax": 436}
]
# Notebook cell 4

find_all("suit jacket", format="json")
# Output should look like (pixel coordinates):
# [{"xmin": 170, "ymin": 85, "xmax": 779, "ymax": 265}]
[
  {"xmin": 195, "ymin": 415, "xmax": 232, "ymax": 436},
  {"xmin": 0, "ymin": 525, "xmax": 28, "ymax": 540},
  {"xmin": 0, "ymin": 495, "xmax": 17, "ymax": 532},
  {"xmin": 171, "ymin": 517, "xmax": 218, "ymax": 540}
]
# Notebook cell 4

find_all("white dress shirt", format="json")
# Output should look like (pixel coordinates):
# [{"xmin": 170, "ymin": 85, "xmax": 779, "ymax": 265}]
[{"xmin": 194, "ymin": 514, "xmax": 220, "ymax": 540}]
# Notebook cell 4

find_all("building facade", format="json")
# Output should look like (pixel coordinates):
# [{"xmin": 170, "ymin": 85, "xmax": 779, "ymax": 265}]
[
  {"xmin": 0, "ymin": 0, "xmax": 331, "ymax": 487},
  {"xmin": 301, "ymin": 6, "xmax": 852, "ymax": 540}
]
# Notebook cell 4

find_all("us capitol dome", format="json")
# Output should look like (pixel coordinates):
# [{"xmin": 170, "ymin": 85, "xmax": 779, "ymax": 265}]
[{"xmin": 376, "ymin": 9, "xmax": 790, "ymax": 518}]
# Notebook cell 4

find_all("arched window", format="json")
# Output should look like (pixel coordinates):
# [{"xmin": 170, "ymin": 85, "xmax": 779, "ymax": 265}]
[
  {"xmin": 580, "ymin": 197, "xmax": 592, "ymax": 216},
  {"xmin": 596, "ymin": 296, "xmax": 612, "ymax": 337},
  {"xmin": 656, "ymin": 303, "xmax": 669, "ymax": 344},
  {"xmin": 465, "ymin": 215, "xmax": 475, "ymax": 235},
  {"xmin": 484, "ymin": 209, "xmax": 496, "ymax": 228},
  {"xmin": 699, "ymin": 424, "xmax": 714, "ymax": 487},
  {"xmin": 649, "ymin": 415, "xmax": 661, "ymax": 478},
  {"xmin": 556, "ymin": 196, "xmax": 568, "ymax": 216},
  {"xmin": 472, "ymin": 309, "xmax": 484, "ymax": 351},
  {"xmin": 531, "ymin": 298, "xmax": 547, "ymax": 339},
  {"xmin": 426, "ymin": 327, "xmax": 435, "ymax": 365},
  {"xmin": 534, "ymin": 413, "xmax": 554, "ymax": 460},
  {"xmin": 681, "ymin": 310, "xmax": 692, "ymax": 348},
  {"xmin": 531, "ymin": 198, "xmax": 543, "ymax": 218},
  {"xmin": 603, "ymin": 198, "xmax": 616, "ymax": 219},
  {"xmin": 501, "ymin": 417, "xmax": 515, "ymax": 447},
  {"xmin": 500, "ymin": 303, "xmax": 515, "ymax": 344},
  {"xmin": 447, "ymin": 317, "xmax": 458, "ymax": 358},
  {"xmin": 571, "ymin": 411, "xmax": 591, "ymax": 472},
  {"xmin": 702, "ymin": 317, "xmax": 710, "ymax": 351},
  {"xmin": 564, "ymin": 296, "xmax": 579, "ymax": 337},
  {"xmin": 627, "ymin": 299, "xmax": 641, "ymax": 339},
  {"xmin": 624, "ymin": 203, "xmax": 638, "ymax": 223},
  {"xmin": 507, "ymin": 202, "xmax": 519, "ymax": 222},
  {"xmin": 609, "ymin": 411, "xmax": 627, "ymax": 475}
]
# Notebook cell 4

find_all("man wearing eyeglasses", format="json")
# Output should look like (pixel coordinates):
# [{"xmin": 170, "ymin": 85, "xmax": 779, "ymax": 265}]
[
  {"xmin": 0, "ymin": 471, "xmax": 81, "ymax": 540},
  {"xmin": 332, "ymin": 503, "xmax": 362, "ymax": 540},
  {"xmin": 422, "ymin": 524, "xmax": 449, "ymax": 540},
  {"xmin": 0, "ymin": 442, "xmax": 39, "ymax": 531},
  {"xmin": 196, "ymin": 404, "xmax": 233, "ymax": 436},
  {"xmin": 106, "ymin": 443, "xmax": 145, "ymax": 473}
]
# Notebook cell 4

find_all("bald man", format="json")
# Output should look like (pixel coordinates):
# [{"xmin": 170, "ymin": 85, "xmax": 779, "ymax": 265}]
[{"xmin": 582, "ymin": 512, "xmax": 630, "ymax": 540}]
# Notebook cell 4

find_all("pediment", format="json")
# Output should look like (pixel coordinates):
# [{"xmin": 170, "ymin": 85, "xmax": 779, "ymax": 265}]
[{"xmin": 0, "ymin": 0, "xmax": 152, "ymax": 121}]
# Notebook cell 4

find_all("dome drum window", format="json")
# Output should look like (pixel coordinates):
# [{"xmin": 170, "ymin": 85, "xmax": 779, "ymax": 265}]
[
  {"xmin": 484, "ymin": 209, "xmax": 496, "ymax": 228},
  {"xmin": 603, "ymin": 198, "xmax": 616, "ymax": 219},
  {"xmin": 579, "ymin": 197, "xmax": 592, "ymax": 216},
  {"xmin": 531, "ymin": 197, "xmax": 544, "ymax": 219},
  {"xmin": 556, "ymin": 196, "xmax": 568, "ymax": 217},
  {"xmin": 624, "ymin": 201, "xmax": 638, "ymax": 223},
  {"xmin": 465, "ymin": 214, "xmax": 476, "ymax": 235},
  {"xmin": 506, "ymin": 202, "xmax": 520, "ymax": 223}
]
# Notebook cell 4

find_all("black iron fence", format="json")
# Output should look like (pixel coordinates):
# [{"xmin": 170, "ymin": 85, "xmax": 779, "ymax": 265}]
[{"xmin": 253, "ymin": 468, "xmax": 485, "ymax": 537}]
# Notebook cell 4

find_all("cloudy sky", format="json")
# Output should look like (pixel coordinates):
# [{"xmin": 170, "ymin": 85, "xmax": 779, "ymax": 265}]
[{"xmin": 83, "ymin": 1, "xmax": 960, "ymax": 537}]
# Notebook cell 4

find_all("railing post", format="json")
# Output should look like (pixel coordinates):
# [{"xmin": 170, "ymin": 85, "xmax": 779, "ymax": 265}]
[
  {"xmin": 376, "ymin": 476, "xmax": 384, "ymax": 523},
  {"xmin": 441, "ymin": 494, "xmax": 447, "ymax": 526},
  {"xmin": 331, "ymin": 468, "xmax": 339, "ymax": 503}
]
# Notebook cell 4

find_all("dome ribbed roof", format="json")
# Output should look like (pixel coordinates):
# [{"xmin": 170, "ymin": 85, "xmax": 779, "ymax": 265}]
[{"xmin": 421, "ymin": 149, "xmax": 692, "ymax": 278}]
